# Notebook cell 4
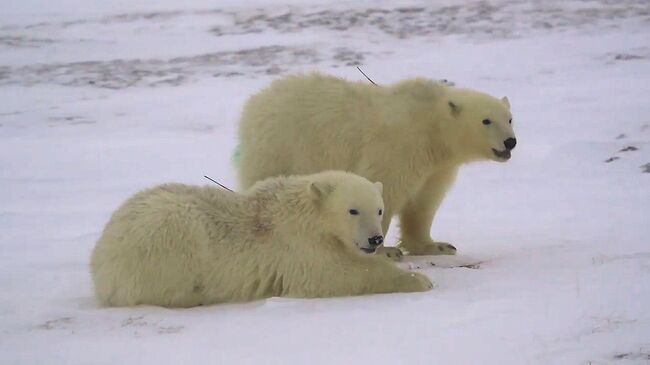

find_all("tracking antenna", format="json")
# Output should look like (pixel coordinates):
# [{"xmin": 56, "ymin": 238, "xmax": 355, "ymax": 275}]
[
  {"xmin": 204, "ymin": 175, "xmax": 233, "ymax": 192},
  {"xmin": 356, "ymin": 66, "xmax": 378, "ymax": 86}
]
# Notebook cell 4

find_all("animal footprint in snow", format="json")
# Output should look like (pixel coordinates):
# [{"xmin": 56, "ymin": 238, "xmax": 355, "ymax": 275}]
[
  {"xmin": 619, "ymin": 146, "xmax": 638, "ymax": 152},
  {"xmin": 612, "ymin": 351, "xmax": 650, "ymax": 361},
  {"xmin": 605, "ymin": 145, "xmax": 639, "ymax": 163},
  {"xmin": 121, "ymin": 315, "xmax": 148, "ymax": 327},
  {"xmin": 641, "ymin": 163, "xmax": 650, "ymax": 173},
  {"xmin": 613, "ymin": 53, "xmax": 644, "ymax": 61},
  {"xmin": 158, "ymin": 326, "xmax": 184, "ymax": 334},
  {"xmin": 38, "ymin": 317, "xmax": 73, "ymax": 330}
]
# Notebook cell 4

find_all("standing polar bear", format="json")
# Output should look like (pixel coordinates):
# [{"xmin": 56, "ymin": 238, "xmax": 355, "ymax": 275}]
[
  {"xmin": 90, "ymin": 171, "xmax": 432, "ymax": 307},
  {"xmin": 237, "ymin": 73, "xmax": 516, "ymax": 256}
]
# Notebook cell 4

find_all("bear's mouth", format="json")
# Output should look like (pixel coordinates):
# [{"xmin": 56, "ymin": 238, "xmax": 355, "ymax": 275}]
[
  {"xmin": 360, "ymin": 247, "xmax": 376, "ymax": 254},
  {"xmin": 492, "ymin": 148, "xmax": 511, "ymax": 160}
]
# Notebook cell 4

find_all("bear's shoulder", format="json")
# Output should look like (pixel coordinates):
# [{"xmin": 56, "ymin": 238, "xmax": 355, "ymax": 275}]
[{"xmin": 389, "ymin": 78, "xmax": 449, "ymax": 100}]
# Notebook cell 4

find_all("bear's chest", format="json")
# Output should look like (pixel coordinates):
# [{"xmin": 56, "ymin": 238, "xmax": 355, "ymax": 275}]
[{"xmin": 376, "ymin": 169, "xmax": 432, "ymax": 212}]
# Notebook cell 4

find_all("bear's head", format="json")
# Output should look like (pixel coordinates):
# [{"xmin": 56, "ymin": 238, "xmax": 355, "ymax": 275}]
[
  {"xmin": 446, "ymin": 88, "xmax": 516, "ymax": 163},
  {"xmin": 308, "ymin": 171, "xmax": 385, "ymax": 253}
]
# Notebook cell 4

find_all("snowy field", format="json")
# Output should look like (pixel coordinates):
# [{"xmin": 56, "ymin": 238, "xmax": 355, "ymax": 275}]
[{"xmin": 1, "ymin": 0, "xmax": 650, "ymax": 363}]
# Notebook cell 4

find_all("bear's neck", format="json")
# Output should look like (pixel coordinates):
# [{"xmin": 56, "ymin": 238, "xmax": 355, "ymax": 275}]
[
  {"xmin": 249, "ymin": 182, "xmax": 321, "ymax": 233},
  {"xmin": 375, "ymin": 106, "xmax": 462, "ymax": 170}
]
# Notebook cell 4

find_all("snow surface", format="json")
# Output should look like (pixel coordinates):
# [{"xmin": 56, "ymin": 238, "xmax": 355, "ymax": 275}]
[{"xmin": 1, "ymin": 0, "xmax": 650, "ymax": 364}]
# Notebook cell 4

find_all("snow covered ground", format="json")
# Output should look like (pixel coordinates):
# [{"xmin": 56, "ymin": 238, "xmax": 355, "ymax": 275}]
[{"xmin": 1, "ymin": 0, "xmax": 649, "ymax": 363}]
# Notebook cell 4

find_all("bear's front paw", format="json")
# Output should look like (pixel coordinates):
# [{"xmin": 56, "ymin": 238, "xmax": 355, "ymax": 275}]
[
  {"xmin": 374, "ymin": 246, "xmax": 403, "ymax": 261},
  {"xmin": 399, "ymin": 240, "xmax": 457, "ymax": 256},
  {"xmin": 394, "ymin": 272, "xmax": 434, "ymax": 292}
]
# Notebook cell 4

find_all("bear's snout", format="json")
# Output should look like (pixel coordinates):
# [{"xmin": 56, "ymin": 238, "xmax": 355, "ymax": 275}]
[
  {"xmin": 503, "ymin": 137, "xmax": 517, "ymax": 151},
  {"xmin": 368, "ymin": 235, "xmax": 384, "ymax": 246}
]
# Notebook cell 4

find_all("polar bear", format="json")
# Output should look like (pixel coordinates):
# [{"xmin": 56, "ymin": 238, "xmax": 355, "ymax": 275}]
[
  {"xmin": 237, "ymin": 73, "xmax": 516, "ymax": 257},
  {"xmin": 90, "ymin": 171, "xmax": 432, "ymax": 307}
]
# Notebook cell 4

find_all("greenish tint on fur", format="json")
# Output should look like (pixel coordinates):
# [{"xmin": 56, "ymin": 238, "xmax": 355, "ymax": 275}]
[{"xmin": 232, "ymin": 144, "xmax": 242, "ymax": 167}]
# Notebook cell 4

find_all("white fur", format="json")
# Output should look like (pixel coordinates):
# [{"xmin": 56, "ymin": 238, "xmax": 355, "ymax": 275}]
[
  {"xmin": 237, "ymin": 73, "xmax": 515, "ymax": 255},
  {"xmin": 90, "ymin": 171, "xmax": 432, "ymax": 307}
]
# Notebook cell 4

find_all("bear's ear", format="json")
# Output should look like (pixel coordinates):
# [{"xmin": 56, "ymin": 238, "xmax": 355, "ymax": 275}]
[
  {"xmin": 501, "ymin": 96, "xmax": 510, "ymax": 109},
  {"xmin": 448, "ymin": 100, "xmax": 461, "ymax": 117},
  {"xmin": 374, "ymin": 181, "xmax": 383, "ymax": 195},
  {"xmin": 309, "ymin": 181, "xmax": 333, "ymax": 200}
]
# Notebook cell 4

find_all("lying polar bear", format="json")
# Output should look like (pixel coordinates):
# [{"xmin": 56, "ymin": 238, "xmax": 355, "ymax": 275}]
[{"xmin": 90, "ymin": 171, "xmax": 432, "ymax": 307}]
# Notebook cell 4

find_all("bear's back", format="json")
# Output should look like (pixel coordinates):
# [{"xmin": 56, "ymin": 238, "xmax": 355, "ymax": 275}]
[
  {"xmin": 91, "ymin": 183, "xmax": 255, "ymax": 306},
  {"xmin": 238, "ymin": 74, "xmax": 379, "ymax": 187}
]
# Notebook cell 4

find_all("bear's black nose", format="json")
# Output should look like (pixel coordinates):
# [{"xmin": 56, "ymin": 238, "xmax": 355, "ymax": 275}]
[
  {"xmin": 504, "ymin": 138, "xmax": 517, "ymax": 151},
  {"xmin": 368, "ymin": 235, "xmax": 384, "ymax": 246}
]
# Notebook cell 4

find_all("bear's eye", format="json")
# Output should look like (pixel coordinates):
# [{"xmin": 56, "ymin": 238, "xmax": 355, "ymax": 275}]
[
  {"xmin": 349, "ymin": 209, "xmax": 359, "ymax": 215},
  {"xmin": 509, "ymin": 118, "xmax": 512, "ymax": 124},
  {"xmin": 378, "ymin": 209, "xmax": 383, "ymax": 216},
  {"xmin": 482, "ymin": 119, "xmax": 491, "ymax": 125}
]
